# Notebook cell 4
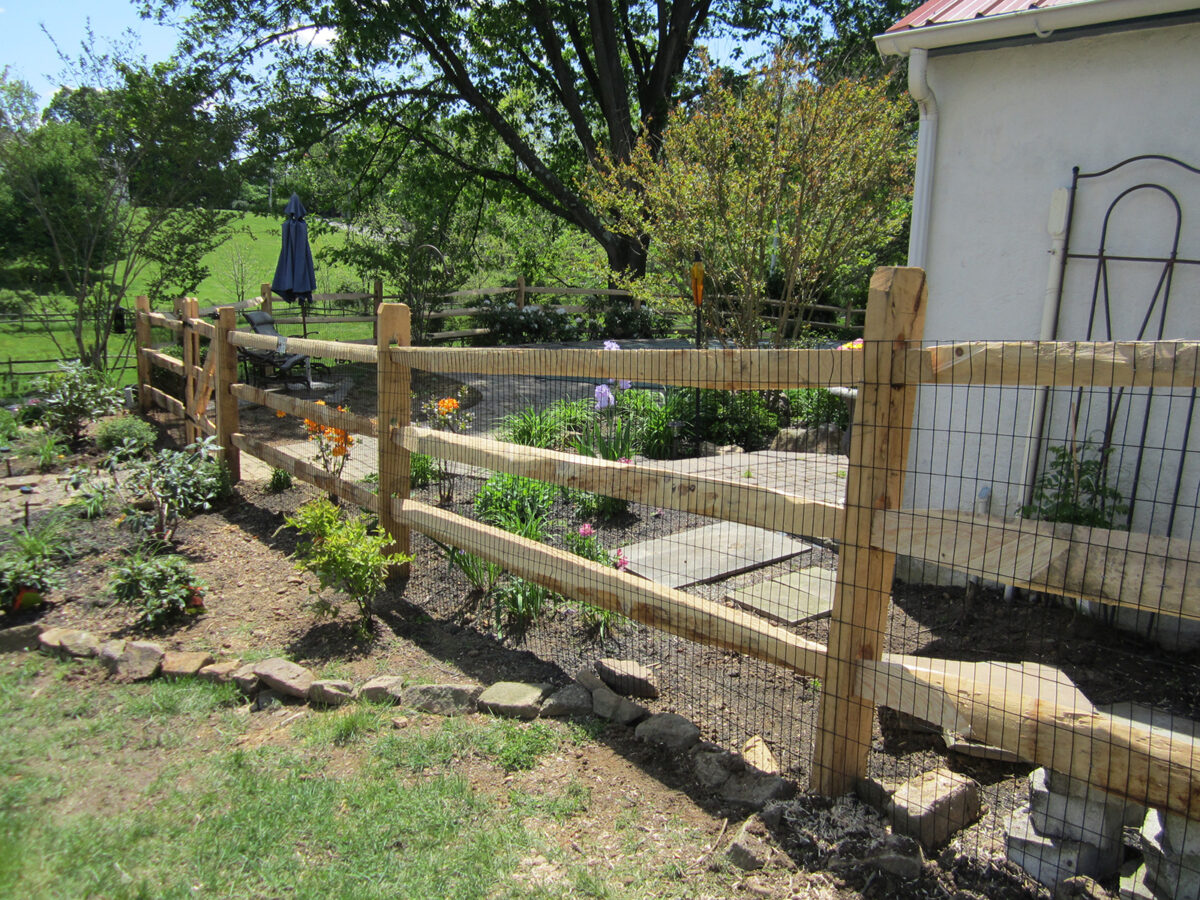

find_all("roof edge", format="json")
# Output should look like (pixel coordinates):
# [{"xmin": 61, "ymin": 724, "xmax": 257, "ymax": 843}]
[{"xmin": 875, "ymin": 0, "xmax": 1200, "ymax": 57}]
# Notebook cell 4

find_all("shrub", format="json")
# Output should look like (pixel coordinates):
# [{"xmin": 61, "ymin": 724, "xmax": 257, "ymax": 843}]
[
  {"xmin": 475, "ymin": 299, "xmax": 583, "ymax": 345},
  {"xmin": 284, "ymin": 498, "xmax": 413, "ymax": 632},
  {"xmin": 109, "ymin": 551, "xmax": 205, "ymax": 626},
  {"xmin": 1021, "ymin": 443, "xmax": 1128, "ymax": 528},
  {"xmin": 112, "ymin": 437, "xmax": 229, "ymax": 544},
  {"xmin": 0, "ymin": 408, "xmax": 18, "ymax": 442},
  {"xmin": 692, "ymin": 389, "xmax": 778, "ymax": 450},
  {"xmin": 0, "ymin": 554, "xmax": 62, "ymax": 613},
  {"xmin": 492, "ymin": 576, "xmax": 555, "ymax": 634},
  {"xmin": 409, "ymin": 452, "xmax": 436, "ymax": 488},
  {"xmin": 96, "ymin": 416, "xmax": 157, "ymax": 456},
  {"xmin": 18, "ymin": 429, "xmax": 67, "ymax": 472},
  {"xmin": 268, "ymin": 467, "xmax": 294, "ymax": 492},
  {"xmin": 30, "ymin": 361, "xmax": 122, "ymax": 446},
  {"xmin": 787, "ymin": 388, "xmax": 849, "ymax": 429},
  {"xmin": 474, "ymin": 473, "xmax": 558, "ymax": 527},
  {"xmin": 499, "ymin": 400, "xmax": 593, "ymax": 450}
]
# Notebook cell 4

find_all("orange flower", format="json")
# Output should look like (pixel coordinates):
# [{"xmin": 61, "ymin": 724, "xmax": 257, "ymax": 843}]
[
  {"xmin": 437, "ymin": 397, "xmax": 460, "ymax": 416},
  {"xmin": 276, "ymin": 409, "xmax": 287, "ymax": 419}
]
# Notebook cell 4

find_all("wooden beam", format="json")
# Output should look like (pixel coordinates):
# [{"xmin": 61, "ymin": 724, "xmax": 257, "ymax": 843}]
[
  {"xmin": 183, "ymin": 317, "xmax": 216, "ymax": 339},
  {"xmin": 231, "ymin": 434, "xmax": 379, "ymax": 510},
  {"xmin": 270, "ymin": 315, "xmax": 377, "ymax": 325},
  {"xmin": 146, "ymin": 385, "xmax": 185, "ymax": 418},
  {"xmin": 181, "ymin": 299, "xmax": 199, "ymax": 444},
  {"xmin": 394, "ymin": 498, "xmax": 828, "ymax": 679},
  {"xmin": 228, "ymin": 330, "xmax": 379, "ymax": 364},
  {"xmin": 391, "ymin": 346, "xmax": 863, "ymax": 389},
  {"xmin": 908, "ymin": 341, "xmax": 1200, "ymax": 388},
  {"xmin": 139, "ymin": 349, "xmax": 184, "ymax": 377},
  {"xmin": 858, "ymin": 655, "xmax": 1200, "ymax": 821},
  {"xmin": 146, "ymin": 311, "xmax": 183, "ymax": 333},
  {"xmin": 231, "ymin": 384, "xmax": 377, "ymax": 437},
  {"xmin": 814, "ymin": 266, "xmax": 928, "ymax": 797},
  {"xmin": 377, "ymin": 303, "xmax": 411, "ymax": 564},
  {"xmin": 214, "ymin": 307, "xmax": 241, "ymax": 483},
  {"xmin": 872, "ymin": 508, "xmax": 1200, "ymax": 623},
  {"xmin": 134, "ymin": 296, "xmax": 152, "ymax": 412},
  {"xmin": 397, "ymin": 425, "xmax": 843, "ymax": 541}
]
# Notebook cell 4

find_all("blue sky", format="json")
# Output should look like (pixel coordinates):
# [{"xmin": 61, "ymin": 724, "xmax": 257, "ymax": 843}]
[{"xmin": 0, "ymin": 0, "xmax": 182, "ymax": 106}]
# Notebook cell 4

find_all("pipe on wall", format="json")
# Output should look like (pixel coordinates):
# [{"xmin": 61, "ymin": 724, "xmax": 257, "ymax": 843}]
[{"xmin": 906, "ymin": 48, "xmax": 938, "ymax": 270}]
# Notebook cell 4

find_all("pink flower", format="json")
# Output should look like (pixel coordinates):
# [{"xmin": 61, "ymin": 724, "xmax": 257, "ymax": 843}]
[
  {"xmin": 579, "ymin": 524, "xmax": 595, "ymax": 537},
  {"xmin": 615, "ymin": 549, "xmax": 629, "ymax": 571},
  {"xmin": 618, "ymin": 457, "xmax": 632, "ymax": 464}
]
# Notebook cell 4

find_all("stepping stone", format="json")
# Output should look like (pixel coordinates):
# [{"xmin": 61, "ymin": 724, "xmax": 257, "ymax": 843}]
[
  {"xmin": 727, "ymin": 567, "xmax": 835, "ymax": 625},
  {"xmin": 620, "ymin": 522, "xmax": 813, "ymax": 589}
]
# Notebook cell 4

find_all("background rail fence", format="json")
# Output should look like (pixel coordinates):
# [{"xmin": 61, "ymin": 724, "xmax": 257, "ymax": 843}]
[{"xmin": 135, "ymin": 266, "xmax": 1198, "ymax": 881}]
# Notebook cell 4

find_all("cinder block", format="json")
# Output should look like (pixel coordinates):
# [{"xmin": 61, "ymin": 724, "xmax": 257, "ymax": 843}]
[
  {"xmin": 1005, "ymin": 807, "xmax": 1121, "ymax": 891},
  {"xmin": 1029, "ymin": 768, "xmax": 1125, "ymax": 851},
  {"xmin": 886, "ymin": 767, "xmax": 980, "ymax": 851},
  {"xmin": 1140, "ymin": 810, "xmax": 1200, "ymax": 900},
  {"xmin": 1045, "ymin": 767, "xmax": 1146, "ymax": 828},
  {"xmin": 1119, "ymin": 864, "xmax": 1159, "ymax": 900}
]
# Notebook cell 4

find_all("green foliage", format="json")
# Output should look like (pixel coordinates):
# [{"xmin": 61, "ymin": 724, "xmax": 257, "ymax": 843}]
[
  {"xmin": 284, "ymin": 499, "xmax": 412, "ymax": 630},
  {"xmin": 408, "ymin": 452, "xmax": 436, "ymax": 489},
  {"xmin": 1021, "ymin": 443, "xmax": 1129, "ymax": 529},
  {"xmin": 498, "ymin": 399, "xmax": 592, "ymax": 451},
  {"xmin": 485, "ymin": 720, "xmax": 559, "ymax": 773},
  {"xmin": 0, "ymin": 408, "xmax": 18, "ymax": 442},
  {"xmin": 693, "ymin": 390, "xmax": 779, "ymax": 450},
  {"xmin": 473, "ymin": 473, "xmax": 558, "ymax": 527},
  {"xmin": 440, "ymin": 545, "xmax": 504, "ymax": 596},
  {"xmin": 109, "ymin": 550, "xmax": 205, "ymax": 626},
  {"xmin": 95, "ymin": 415, "xmax": 157, "ymax": 456},
  {"xmin": 18, "ymin": 429, "xmax": 67, "ymax": 472},
  {"xmin": 30, "ymin": 362, "xmax": 122, "ymax": 446},
  {"xmin": 492, "ymin": 577, "xmax": 556, "ymax": 634},
  {"xmin": 111, "ymin": 437, "xmax": 228, "ymax": 544},
  {"xmin": 0, "ymin": 515, "xmax": 69, "ymax": 614},
  {"xmin": 267, "ymin": 467, "xmax": 293, "ymax": 493},
  {"xmin": 475, "ymin": 300, "xmax": 582, "ymax": 345},
  {"xmin": 787, "ymin": 388, "xmax": 850, "ymax": 429},
  {"xmin": 585, "ymin": 50, "xmax": 913, "ymax": 346}
]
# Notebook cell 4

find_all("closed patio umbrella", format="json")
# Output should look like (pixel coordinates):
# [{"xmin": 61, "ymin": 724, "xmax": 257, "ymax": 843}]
[{"xmin": 271, "ymin": 193, "xmax": 317, "ymax": 337}]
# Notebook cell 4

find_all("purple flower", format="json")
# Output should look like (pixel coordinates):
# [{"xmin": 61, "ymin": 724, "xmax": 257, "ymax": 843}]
[
  {"xmin": 579, "ymin": 524, "xmax": 595, "ymax": 537},
  {"xmin": 594, "ymin": 383, "xmax": 614, "ymax": 410},
  {"xmin": 603, "ymin": 340, "xmax": 620, "ymax": 351},
  {"xmin": 615, "ymin": 549, "xmax": 629, "ymax": 571},
  {"xmin": 618, "ymin": 379, "xmax": 632, "ymax": 391}
]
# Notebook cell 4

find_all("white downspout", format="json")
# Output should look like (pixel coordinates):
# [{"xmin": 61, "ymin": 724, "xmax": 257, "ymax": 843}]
[{"xmin": 907, "ymin": 48, "xmax": 938, "ymax": 269}]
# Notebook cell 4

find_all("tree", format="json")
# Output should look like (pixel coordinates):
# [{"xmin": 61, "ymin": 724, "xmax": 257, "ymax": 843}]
[
  {"xmin": 0, "ymin": 61, "xmax": 243, "ymax": 369},
  {"xmin": 585, "ymin": 51, "xmax": 912, "ymax": 347},
  {"xmin": 154, "ymin": 0, "xmax": 809, "ymax": 276}
]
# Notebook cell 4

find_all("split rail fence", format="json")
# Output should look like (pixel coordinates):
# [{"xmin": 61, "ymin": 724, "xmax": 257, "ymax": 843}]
[{"xmin": 134, "ymin": 266, "xmax": 1198, "ymax": 824}]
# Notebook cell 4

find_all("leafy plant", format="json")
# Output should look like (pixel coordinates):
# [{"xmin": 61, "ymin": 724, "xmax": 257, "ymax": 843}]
[
  {"xmin": 1021, "ymin": 443, "xmax": 1129, "ymax": 529},
  {"xmin": 3, "ymin": 515, "xmax": 72, "ymax": 564},
  {"xmin": 109, "ymin": 550, "xmax": 205, "ymax": 626},
  {"xmin": 284, "ymin": 498, "xmax": 412, "ymax": 632},
  {"xmin": 499, "ymin": 399, "xmax": 593, "ymax": 450},
  {"xmin": 691, "ymin": 389, "xmax": 779, "ymax": 451},
  {"xmin": 409, "ymin": 452, "xmax": 436, "ymax": 489},
  {"xmin": 0, "ymin": 407, "xmax": 19, "ymax": 442},
  {"xmin": 475, "ymin": 299, "xmax": 582, "ymax": 345},
  {"xmin": 303, "ymin": 400, "xmax": 355, "ymax": 482},
  {"xmin": 438, "ymin": 544, "xmax": 504, "ymax": 596},
  {"xmin": 111, "ymin": 436, "xmax": 228, "ymax": 544},
  {"xmin": 30, "ymin": 362, "xmax": 123, "ymax": 446},
  {"xmin": 19, "ymin": 429, "xmax": 67, "ymax": 472},
  {"xmin": 787, "ymin": 388, "xmax": 850, "ymax": 429},
  {"xmin": 0, "ymin": 554, "xmax": 61, "ymax": 613},
  {"xmin": 418, "ymin": 389, "xmax": 473, "ymax": 503},
  {"xmin": 563, "ymin": 524, "xmax": 627, "ymax": 640},
  {"xmin": 474, "ymin": 473, "xmax": 558, "ymax": 526},
  {"xmin": 267, "ymin": 467, "xmax": 293, "ymax": 493},
  {"xmin": 95, "ymin": 416, "xmax": 157, "ymax": 456},
  {"xmin": 492, "ymin": 576, "xmax": 555, "ymax": 635}
]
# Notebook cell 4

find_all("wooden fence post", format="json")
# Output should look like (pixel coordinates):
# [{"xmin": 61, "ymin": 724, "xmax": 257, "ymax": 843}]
[
  {"xmin": 214, "ymin": 306, "xmax": 241, "ymax": 484},
  {"xmin": 135, "ymin": 295, "xmax": 152, "ymax": 412},
  {"xmin": 516, "ymin": 274, "xmax": 526, "ymax": 310},
  {"xmin": 377, "ymin": 302, "xmax": 412, "ymax": 569},
  {"xmin": 260, "ymin": 283, "xmax": 273, "ymax": 316},
  {"xmin": 181, "ymin": 298, "xmax": 199, "ymax": 444},
  {"xmin": 813, "ymin": 266, "xmax": 927, "ymax": 797},
  {"xmin": 373, "ymin": 277, "xmax": 383, "ymax": 342}
]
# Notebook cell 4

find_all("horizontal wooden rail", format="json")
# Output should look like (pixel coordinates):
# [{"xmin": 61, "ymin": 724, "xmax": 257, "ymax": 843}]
[
  {"xmin": 231, "ymin": 434, "xmax": 379, "ymax": 509},
  {"xmin": 427, "ymin": 328, "xmax": 490, "ymax": 341},
  {"xmin": 196, "ymin": 299, "xmax": 261, "ymax": 317},
  {"xmin": 145, "ymin": 312, "xmax": 183, "ymax": 333},
  {"xmin": 523, "ymin": 286, "xmax": 632, "ymax": 297},
  {"xmin": 182, "ymin": 317, "xmax": 216, "ymax": 339},
  {"xmin": 910, "ymin": 341, "xmax": 1200, "ymax": 388},
  {"xmin": 228, "ymin": 330, "xmax": 379, "ymax": 363},
  {"xmin": 392, "ymin": 347, "xmax": 863, "ymax": 389},
  {"xmin": 271, "ymin": 315, "xmax": 377, "ymax": 325},
  {"xmin": 232, "ymin": 384, "xmax": 377, "ymax": 436},
  {"xmin": 398, "ymin": 425, "xmax": 842, "ymax": 540},
  {"xmin": 858, "ymin": 654, "xmax": 1200, "ymax": 821},
  {"xmin": 394, "ymin": 498, "xmax": 828, "ymax": 679},
  {"xmin": 146, "ymin": 385, "xmax": 185, "ymax": 417},
  {"xmin": 426, "ymin": 306, "xmax": 483, "ymax": 320},
  {"xmin": 872, "ymin": 509, "xmax": 1200, "ymax": 623},
  {"xmin": 139, "ymin": 348, "xmax": 184, "ymax": 377}
]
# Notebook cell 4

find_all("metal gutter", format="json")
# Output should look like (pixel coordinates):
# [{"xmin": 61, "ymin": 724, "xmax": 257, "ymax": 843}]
[{"xmin": 875, "ymin": 0, "xmax": 1200, "ymax": 57}]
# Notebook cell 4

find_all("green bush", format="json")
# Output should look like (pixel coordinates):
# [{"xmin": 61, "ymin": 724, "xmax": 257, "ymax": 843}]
[
  {"xmin": 498, "ymin": 399, "xmax": 592, "ymax": 450},
  {"xmin": 0, "ymin": 408, "xmax": 19, "ymax": 442},
  {"xmin": 409, "ymin": 452, "xmax": 436, "ymax": 489},
  {"xmin": 268, "ymin": 467, "xmax": 294, "ymax": 492},
  {"xmin": 18, "ymin": 429, "xmax": 67, "ymax": 472},
  {"xmin": 96, "ymin": 416, "xmax": 158, "ymax": 456},
  {"xmin": 475, "ymin": 299, "xmax": 582, "ymax": 345},
  {"xmin": 0, "ymin": 554, "xmax": 61, "ymax": 613},
  {"xmin": 692, "ymin": 389, "xmax": 779, "ymax": 450},
  {"xmin": 111, "ymin": 437, "xmax": 229, "ymax": 544},
  {"xmin": 786, "ymin": 388, "xmax": 849, "ymax": 429},
  {"xmin": 110, "ymin": 551, "xmax": 205, "ymax": 626},
  {"xmin": 1021, "ymin": 443, "xmax": 1129, "ymax": 528},
  {"xmin": 473, "ymin": 473, "xmax": 558, "ymax": 527},
  {"xmin": 31, "ymin": 361, "xmax": 123, "ymax": 446}
]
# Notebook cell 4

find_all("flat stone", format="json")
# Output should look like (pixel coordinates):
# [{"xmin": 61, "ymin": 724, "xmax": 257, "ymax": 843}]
[
  {"xmin": 859, "ymin": 834, "xmax": 924, "ymax": 881},
  {"xmin": 404, "ymin": 683, "xmax": 482, "ymax": 715},
  {"xmin": 700, "ymin": 442, "xmax": 745, "ymax": 456},
  {"xmin": 360, "ymin": 675, "xmax": 406, "ymax": 703},
  {"xmin": 855, "ymin": 777, "xmax": 895, "ymax": 813},
  {"xmin": 309, "ymin": 679, "xmax": 354, "ymax": 706},
  {"xmin": 161, "ymin": 651, "xmax": 215, "ymax": 678},
  {"xmin": 727, "ymin": 568, "xmax": 835, "ymax": 626},
  {"xmin": 742, "ymin": 735, "xmax": 780, "ymax": 775},
  {"xmin": 1140, "ymin": 809, "xmax": 1200, "ymax": 899},
  {"xmin": 98, "ymin": 640, "xmax": 126, "ymax": 673},
  {"xmin": 0, "ymin": 623, "xmax": 42, "ymax": 652},
  {"xmin": 944, "ymin": 733, "xmax": 1023, "ymax": 764},
  {"xmin": 59, "ymin": 630, "xmax": 101, "ymax": 658},
  {"xmin": 574, "ymin": 667, "xmax": 606, "ymax": 693},
  {"xmin": 1056, "ymin": 875, "xmax": 1110, "ymax": 900},
  {"xmin": 477, "ymin": 682, "xmax": 547, "ymax": 719},
  {"xmin": 887, "ymin": 767, "xmax": 981, "ymax": 852},
  {"xmin": 1006, "ymin": 807, "xmax": 1120, "ymax": 890},
  {"xmin": 1119, "ymin": 865, "xmax": 1157, "ymax": 900},
  {"xmin": 1045, "ymin": 767, "xmax": 1146, "ymax": 829},
  {"xmin": 727, "ymin": 815, "xmax": 773, "ymax": 870},
  {"xmin": 635, "ymin": 713, "xmax": 700, "ymax": 752},
  {"xmin": 1029, "ymin": 768, "xmax": 1126, "ymax": 851},
  {"xmin": 770, "ymin": 425, "xmax": 843, "ymax": 455},
  {"xmin": 116, "ymin": 641, "xmax": 165, "ymax": 681},
  {"xmin": 620, "ymin": 522, "xmax": 814, "ymax": 589},
  {"xmin": 252, "ymin": 658, "xmax": 313, "ymax": 699},
  {"xmin": 591, "ymin": 684, "xmax": 647, "ymax": 725},
  {"xmin": 594, "ymin": 658, "xmax": 659, "ymax": 698},
  {"xmin": 1151, "ymin": 807, "xmax": 1200, "ymax": 860},
  {"xmin": 37, "ymin": 626, "xmax": 70, "ymax": 655},
  {"xmin": 540, "ymin": 684, "xmax": 593, "ymax": 717},
  {"xmin": 198, "ymin": 659, "xmax": 242, "ymax": 684},
  {"xmin": 232, "ymin": 663, "xmax": 260, "ymax": 694},
  {"xmin": 692, "ymin": 747, "xmax": 735, "ymax": 789},
  {"xmin": 720, "ymin": 772, "xmax": 790, "ymax": 808}
]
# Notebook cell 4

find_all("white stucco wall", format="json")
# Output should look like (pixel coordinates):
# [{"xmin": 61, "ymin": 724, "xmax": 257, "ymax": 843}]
[{"xmin": 908, "ymin": 20, "xmax": 1200, "ymax": 547}]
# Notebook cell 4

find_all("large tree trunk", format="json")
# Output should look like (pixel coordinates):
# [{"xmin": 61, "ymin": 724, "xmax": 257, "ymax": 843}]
[{"xmin": 604, "ymin": 233, "xmax": 647, "ymax": 280}]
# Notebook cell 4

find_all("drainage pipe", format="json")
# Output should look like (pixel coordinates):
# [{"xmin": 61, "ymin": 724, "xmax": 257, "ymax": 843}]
[{"xmin": 906, "ymin": 48, "xmax": 938, "ymax": 270}]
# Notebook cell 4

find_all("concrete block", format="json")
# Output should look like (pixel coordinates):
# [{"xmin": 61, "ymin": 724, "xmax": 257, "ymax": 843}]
[
  {"xmin": 1119, "ymin": 864, "xmax": 1158, "ymax": 900},
  {"xmin": 1140, "ymin": 809, "xmax": 1200, "ymax": 900},
  {"xmin": 887, "ymin": 767, "xmax": 981, "ymax": 851},
  {"xmin": 1006, "ymin": 807, "xmax": 1120, "ymax": 891},
  {"xmin": 1029, "ymin": 767, "xmax": 1125, "ymax": 851},
  {"xmin": 1045, "ymin": 767, "xmax": 1146, "ymax": 829}
]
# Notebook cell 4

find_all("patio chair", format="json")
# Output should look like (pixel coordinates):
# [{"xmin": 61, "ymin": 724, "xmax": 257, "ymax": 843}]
[{"xmin": 239, "ymin": 309, "xmax": 312, "ymax": 387}]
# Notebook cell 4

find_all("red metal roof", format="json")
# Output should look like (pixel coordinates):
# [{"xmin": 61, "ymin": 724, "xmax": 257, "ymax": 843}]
[{"xmin": 887, "ymin": 0, "xmax": 1091, "ymax": 33}]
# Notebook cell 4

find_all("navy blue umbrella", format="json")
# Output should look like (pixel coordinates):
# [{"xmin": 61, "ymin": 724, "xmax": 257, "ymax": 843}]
[{"xmin": 271, "ymin": 193, "xmax": 317, "ymax": 334}]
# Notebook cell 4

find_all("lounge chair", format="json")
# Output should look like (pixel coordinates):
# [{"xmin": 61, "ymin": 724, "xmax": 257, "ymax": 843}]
[{"xmin": 239, "ymin": 310, "xmax": 312, "ymax": 387}]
